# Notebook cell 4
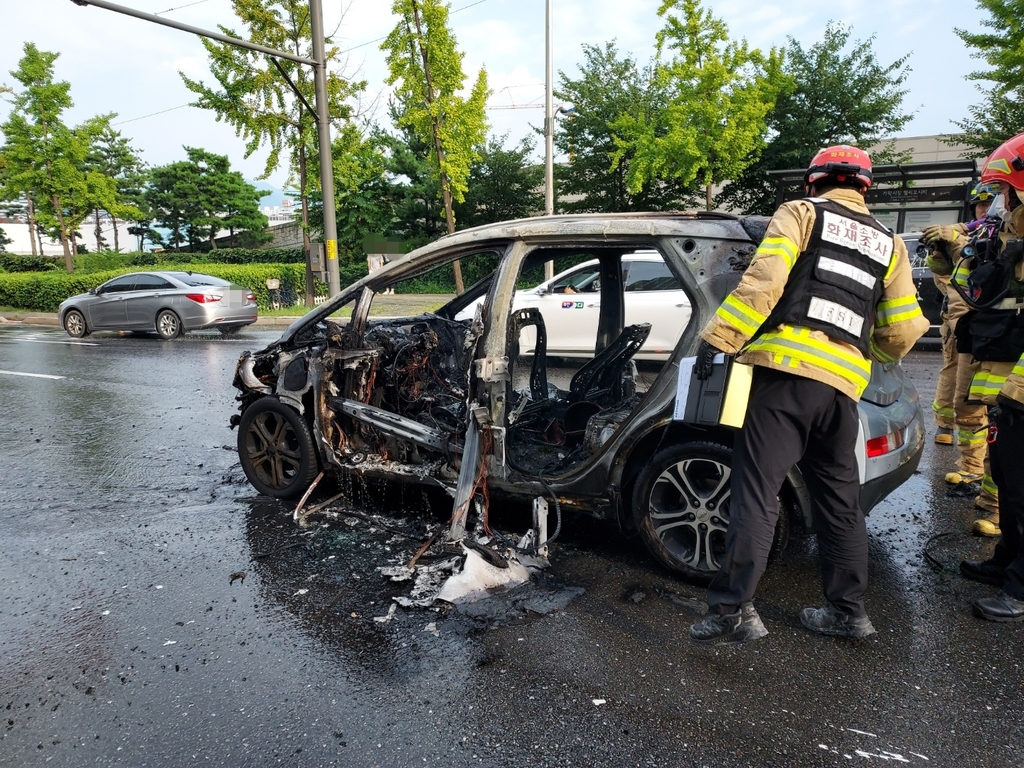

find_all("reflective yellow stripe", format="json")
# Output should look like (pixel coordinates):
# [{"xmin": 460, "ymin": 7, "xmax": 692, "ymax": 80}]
[
  {"xmin": 970, "ymin": 370, "xmax": 1008, "ymax": 399},
  {"xmin": 876, "ymin": 295, "xmax": 923, "ymax": 326},
  {"xmin": 1012, "ymin": 358, "xmax": 1024, "ymax": 377},
  {"xmin": 952, "ymin": 264, "xmax": 969, "ymax": 288},
  {"xmin": 757, "ymin": 236, "xmax": 799, "ymax": 272},
  {"xmin": 884, "ymin": 247, "xmax": 900, "ymax": 281},
  {"xmin": 982, "ymin": 475, "xmax": 999, "ymax": 495},
  {"xmin": 715, "ymin": 294, "xmax": 767, "ymax": 336},
  {"xmin": 745, "ymin": 325, "xmax": 872, "ymax": 394},
  {"xmin": 932, "ymin": 402, "xmax": 955, "ymax": 418},
  {"xmin": 957, "ymin": 427, "xmax": 988, "ymax": 445}
]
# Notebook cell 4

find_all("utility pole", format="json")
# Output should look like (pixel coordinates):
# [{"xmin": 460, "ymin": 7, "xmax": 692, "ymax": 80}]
[
  {"xmin": 70, "ymin": 0, "xmax": 342, "ymax": 297},
  {"xmin": 543, "ymin": 0, "xmax": 554, "ymax": 280}
]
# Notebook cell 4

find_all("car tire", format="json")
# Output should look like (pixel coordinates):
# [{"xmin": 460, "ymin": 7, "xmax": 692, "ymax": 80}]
[
  {"xmin": 63, "ymin": 309, "xmax": 88, "ymax": 338},
  {"xmin": 633, "ymin": 441, "xmax": 790, "ymax": 585},
  {"xmin": 237, "ymin": 397, "xmax": 319, "ymax": 499},
  {"xmin": 155, "ymin": 309, "xmax": 182, "ymax": 340}
]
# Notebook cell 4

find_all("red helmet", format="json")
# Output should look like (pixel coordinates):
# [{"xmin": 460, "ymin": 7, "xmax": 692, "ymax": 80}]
[
  {"xmin": 804, "ymin": 145, "xmax": 873, "ymax": 189},
  {"xmin": 980, "ymin": 132, "xmax": 1024, "ymax": 191}
]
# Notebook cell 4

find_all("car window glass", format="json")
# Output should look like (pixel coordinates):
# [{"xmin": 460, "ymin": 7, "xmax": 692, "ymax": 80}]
[
  {"xmin": 551, "ymin": 268, "xmax": 601, "ymax": 293},
  {"xmin": 132, "ymin": 275, "xmax": 175, "ymax": 290},
  {"xmin": 623, "ymin": 260, "xmax": 680, "ymax": 292},
  {"xmin": 175, "ymin": 273, "xmax": 231, "ymax": 287},
  {"xmin": 99, "ymin": 276, "xmax": 137, "ymax": 294}
]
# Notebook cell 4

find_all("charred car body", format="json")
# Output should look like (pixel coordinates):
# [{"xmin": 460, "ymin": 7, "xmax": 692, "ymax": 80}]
[{"xmin": 231, "ymin": 212, "xmax": 925, "ymax": 584}]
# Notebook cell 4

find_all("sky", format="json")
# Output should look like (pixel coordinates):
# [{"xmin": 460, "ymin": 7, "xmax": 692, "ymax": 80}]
[{"xmin": 0, "ymin": 0, "xmax": 995, "ymax": 194}]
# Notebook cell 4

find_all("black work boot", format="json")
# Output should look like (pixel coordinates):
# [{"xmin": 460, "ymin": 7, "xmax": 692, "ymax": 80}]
[
  {"xmin": 799, "ymin": 603, "xmax": 876, "ymax": 639},
  {"xmin": 960, "ymin": 558, "xmax": 1006, "ymax": 587},
  {"xmin": 689, "ymin": 602, "xmax": 768, "ymax": 645},
  {"xmin": 971, "ymin": 591, "xmax": 1024, "ymax": 622}
]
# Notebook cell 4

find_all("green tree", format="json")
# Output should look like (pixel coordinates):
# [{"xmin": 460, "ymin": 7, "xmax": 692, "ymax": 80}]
[
  {"xmin": 719, "ymin": 23, "xmax": 911, "ymax": 215},
  {"xmin": 611, "ymin": 0, "xmax": 786, "ymax": 210},
  {"xmin": 181, "ymin": 0, "xmax": 363, "ymax": 300},
  {"xmin": 954, "ymin": 0, "xmax": 1024, "ymax": 154},
  {"xmin": 145, "ymin": 148, "xmax": 268, "ymax": 251},
  {"xmin": 382, "ymin": 0, "xmax": 490, "ymax": 291},
  {"xmin": 0, "ymin": 44, "xmax": 100, "ymax": 270},
  {"xmin": 84, "ymin": 122, "xmax": 147, "ymax": 251},
  {"xmin": 454, "ymin": 135, "xmax": 544, "ymax": 226},
  {"xmin": 554, "ymin": 42, "xmax": 695, "ymax": 213}
]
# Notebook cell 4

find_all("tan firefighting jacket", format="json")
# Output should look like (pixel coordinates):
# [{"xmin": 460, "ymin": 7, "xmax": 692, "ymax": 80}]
[
  {"xmin": 701, "ymin": 188, "xmax": 928, "ymax": 401},
  {"xmin": 968, "ymin": 204, "xmax": 1024, "ymax": 404}
]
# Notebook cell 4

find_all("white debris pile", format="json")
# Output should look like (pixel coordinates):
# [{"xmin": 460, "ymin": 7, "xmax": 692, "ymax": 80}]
[{"xmin": 379, "ymin": 538, "xmax": 550, "ymax": 608}]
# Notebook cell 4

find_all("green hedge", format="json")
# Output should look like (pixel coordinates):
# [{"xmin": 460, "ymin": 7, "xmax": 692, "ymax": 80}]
[
  {"xmin": 0, "ymin": 253, "xmax": 62, "ymax": 273},
  {"xmin": 0, "ymin": 263, "xmax": 331, "ymax": 312},
  {"xmin": 67, "ymin": 248, "xmax": 307, "ymax": 274}
]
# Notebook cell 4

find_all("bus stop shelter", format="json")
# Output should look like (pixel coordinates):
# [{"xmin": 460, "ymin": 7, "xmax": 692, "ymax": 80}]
[{"xmin": 768, "ymin": 159, "xmax": 981, "ymax": 233}]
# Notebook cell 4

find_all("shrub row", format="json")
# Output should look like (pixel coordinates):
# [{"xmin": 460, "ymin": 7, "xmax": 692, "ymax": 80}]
[
  {"xmin": 0, "ymin": 253, "xmax": 62, "ymax": 272},
  {"xmin": 0, "ymin": 263, "xmax": 331, "ymax": 312}
]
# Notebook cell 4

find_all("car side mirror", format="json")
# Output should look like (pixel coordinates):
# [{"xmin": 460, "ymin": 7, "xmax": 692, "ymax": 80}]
[{"xmin": 89, "ymin": 287, "xmax": 97, "ymax": 295}]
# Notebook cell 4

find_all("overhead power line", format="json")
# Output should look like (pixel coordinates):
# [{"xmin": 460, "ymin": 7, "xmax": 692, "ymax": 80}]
[
  {"xmin": 155, "ymin": 0, "xmax": 211, "ymax": 16},
  {"xmin": 339, "ymin": 0, "xmax": 492, "ymax": 54}
]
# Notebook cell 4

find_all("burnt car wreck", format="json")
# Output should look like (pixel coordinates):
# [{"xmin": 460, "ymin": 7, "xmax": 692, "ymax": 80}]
[{"xmin": 232, "ymin": 212, "xmax": 925, "ymax": 589}]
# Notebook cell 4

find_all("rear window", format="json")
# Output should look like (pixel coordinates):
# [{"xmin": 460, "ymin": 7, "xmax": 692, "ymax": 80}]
[{"xmin": 169, "ymin": 272, "xmax": 231, "ymax": 287}]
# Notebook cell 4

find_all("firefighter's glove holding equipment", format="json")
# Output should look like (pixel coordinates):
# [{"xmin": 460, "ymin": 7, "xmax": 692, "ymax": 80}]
[
  {"xmin": 696, "ymin": 340, "xmax": 721, "ymax": 381},
  {"xmin": 922, "ymin": 225, "xmax": 958, "ymax": 244}
]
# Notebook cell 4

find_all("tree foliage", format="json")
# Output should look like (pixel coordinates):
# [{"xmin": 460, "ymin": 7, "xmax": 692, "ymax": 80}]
[
  {"xmin": 180, "ymin": 0, "xmax": 362, "ymax": 189},
  {"xmin": 554, "ymin": 42, "xmax": 696, "ymax": 213},
  {"xmin": 0, "ymin": 44, "xmax": 105, "ymax": 270},
  {"xmin": 84, "ymin": 124, "xmax": 147, "ymax": 251},
  {"xmin": 954, "ymin": 0, "xmax": 1024, "ymax": 154},
  {"xmin": 454, "ymin": 135, "xmax": 544, "ymax": 227},
  {"xmin": 382, "ymin": 0, "xmax": 490, "ymax": 291},
  {"xmin": 611, "ymin": 0, "xmax": 786, "ymax": 210},
  {"xmin": 719, "ymin": 23, "xmax": 912, "ymax": 215},
  {"xmin": 145, "ymin": 147, "xmax": 269, "ymax": 252}
]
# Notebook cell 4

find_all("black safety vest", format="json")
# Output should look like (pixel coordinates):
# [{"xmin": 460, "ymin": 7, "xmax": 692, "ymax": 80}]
[{"xmin": 761, "ymin": 199, "xmax": 893, "ymax": 354}]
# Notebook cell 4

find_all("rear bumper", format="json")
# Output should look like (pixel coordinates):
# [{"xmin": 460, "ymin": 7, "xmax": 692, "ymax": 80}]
[
  {"xmin": 183, "ymin": 303, "xmax": 258, "ymax": 330},
  {"xmin": 860, "ymin": 406, "xmax": 926, "ymax": 514}
]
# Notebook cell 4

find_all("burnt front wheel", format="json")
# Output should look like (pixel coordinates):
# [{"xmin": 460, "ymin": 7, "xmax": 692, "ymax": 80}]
[
  {"xmin": 238, "ymin": 398, "xmax": 319, "ymax": 499},
  {"xmin": 633, "ymin": 441, "xmax": 789, "ymax": 585}
]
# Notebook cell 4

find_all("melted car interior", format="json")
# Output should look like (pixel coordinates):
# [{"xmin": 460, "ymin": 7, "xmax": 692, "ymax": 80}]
[{"xmin": 275, "ymin": 243, "xmax": 694, "ymax": 485}]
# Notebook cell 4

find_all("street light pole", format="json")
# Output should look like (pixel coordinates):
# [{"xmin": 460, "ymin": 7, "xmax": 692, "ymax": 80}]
[
  {"xmin": 70, "ymin": 0, "xmax": 342, "ymax": 296},
  {"xmin": 308, "ymin": 0, "xmax": 340, "ymax": 296},
  {"xmin": 543, "ymin": 0, "xmax": 554, "ymax": 280}
]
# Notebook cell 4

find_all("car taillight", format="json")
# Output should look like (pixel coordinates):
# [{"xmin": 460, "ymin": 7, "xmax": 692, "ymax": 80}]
[
  {"xmin": 246, "ymin": 291, "xmax": 255, "ymax": 302},
  {"xmin": 185, "ymin": 293, "xmax": 222, "ymax": 303},
  {"xmin": 865, "ymin": 428, "xmax": 906, "ymax": 458}
]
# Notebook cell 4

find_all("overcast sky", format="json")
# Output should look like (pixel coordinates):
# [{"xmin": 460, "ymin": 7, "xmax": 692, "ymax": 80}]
[{"xmin": 2, "ymin": 0, "xmax": 993, "ymax": 192}]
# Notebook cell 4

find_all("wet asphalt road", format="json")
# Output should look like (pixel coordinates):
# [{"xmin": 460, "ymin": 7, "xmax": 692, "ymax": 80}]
[{"xmin": 1, "ymin": 325, "xmax": 1022, "ymax": 767}]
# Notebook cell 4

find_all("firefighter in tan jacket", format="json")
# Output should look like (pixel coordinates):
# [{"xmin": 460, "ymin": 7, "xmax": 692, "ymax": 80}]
[
  {"xmin": 689, "ymin": 145, "xmax": 928, "ymax": 645},
  {"xmin": 957, "ymin": 132, "xmax": 1024, "ymax": 622},
  {"xmin": 923, "ymin": 183, "xmax": 1002, "ymax": 533}
]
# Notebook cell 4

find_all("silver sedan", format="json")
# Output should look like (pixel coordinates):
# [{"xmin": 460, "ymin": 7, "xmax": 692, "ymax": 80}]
[{"xmin": 59, "ymin": 271, "xmax": 258, "ymax": 339}]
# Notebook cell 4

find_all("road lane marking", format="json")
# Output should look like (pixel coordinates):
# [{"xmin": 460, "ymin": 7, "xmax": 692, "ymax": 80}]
[
  {"xmin": 0, "ymin": 337, "xmax": 100, "ymax": 346},
  {"xmin": 0, "ymin": 370, "xmax": 65, "ymax": 380}
]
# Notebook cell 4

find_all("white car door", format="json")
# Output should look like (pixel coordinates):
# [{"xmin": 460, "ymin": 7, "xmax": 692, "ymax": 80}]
[
  {"xmin": 623, "ymin": 259, "xmax": 691, "ymax": 359},
  {"xmin": 519, "ymin": 263, "xmax": 603, "ymax": 355}
]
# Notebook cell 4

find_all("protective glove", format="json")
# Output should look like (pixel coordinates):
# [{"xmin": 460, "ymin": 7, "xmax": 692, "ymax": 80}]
[
  {"xmin": 695, "ymin": 339, "xmax": 722, "ymax": 381},
  {"xmin": 922, "ymin": 225, "xmax": 959, "ymax": 244}
]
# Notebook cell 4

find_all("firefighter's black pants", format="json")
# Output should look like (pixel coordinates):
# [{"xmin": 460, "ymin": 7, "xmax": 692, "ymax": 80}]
[
  {"xmin": 990, "ymin": 402, "xmax": 1024, "ymax": 598},
  {"xmin": 706, "ymin": 366, "xmax": 868, "ymax": 618}
]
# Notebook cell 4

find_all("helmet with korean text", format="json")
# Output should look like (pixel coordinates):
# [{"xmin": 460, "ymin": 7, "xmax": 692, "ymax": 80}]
[{"xmin": 804, "ymin": 145, "xmax": 873, "ymax": 190}]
